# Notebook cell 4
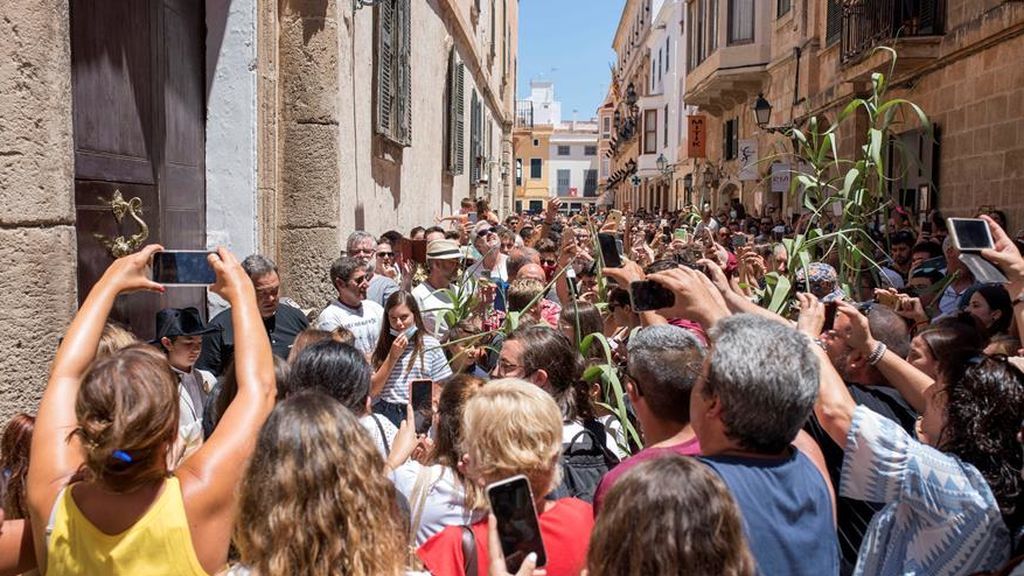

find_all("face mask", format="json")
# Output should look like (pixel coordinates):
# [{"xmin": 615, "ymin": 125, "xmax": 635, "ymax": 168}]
[
  {"xmin": 729, "ymin": 210, "xmax": 737, "ymax": 220},
  {"xmin": 390, "ymin": 325, "xmax": 418, "ymax": 339}
]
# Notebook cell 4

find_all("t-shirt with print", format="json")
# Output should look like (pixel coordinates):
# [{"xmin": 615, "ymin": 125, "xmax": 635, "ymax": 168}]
[
  {"xmin": 592, "ymin": 436, "xmax": 700, "ymax": 515},
  {"xmin": 418, "ymin": 498, "xmax": 593, "ymax": 576},
  {"xmin": 379, "ymin": 336, "xmax": 453, "ymax": 404},
  {"xmin": 315, "ymin": 298, "xmax": 384, "ymax": 356}
]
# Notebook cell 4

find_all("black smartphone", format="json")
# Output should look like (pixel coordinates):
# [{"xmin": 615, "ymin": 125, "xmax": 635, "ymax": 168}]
[
  {"xmin": 731, "ymin": 234, "xmax": 747, "ymax": 249},
  {"xmin": 487, "ymin": 475, "xmax": 547, "ymax": 573},
  {"xmin": 598, "ymin": 233, "xmax": 622, "ymax": 268},
  {"xmin": 823, "ymin": 302, "xmax": 838, "ymax": 332},
  {"xmin": 948, "ymin": 218, "xmax": 994, "ymax": 251},
  {"xmin": 629, "ymin": 280, "xmax": 675, "ymax": 312},
  {"xmin": 410, "ymin": 379, "xmax": 433, "ymax": 435},
  {"xmin": 150, "ymin": 251, "xmax": 215, "ymax": 285}
]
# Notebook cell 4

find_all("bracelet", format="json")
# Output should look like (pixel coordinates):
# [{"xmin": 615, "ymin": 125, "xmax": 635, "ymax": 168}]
[{"xmin": 867, "ymin": 342, "xmax": 887, "ymax": 366}]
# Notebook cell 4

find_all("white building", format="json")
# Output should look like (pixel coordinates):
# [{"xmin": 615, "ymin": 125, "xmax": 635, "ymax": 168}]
[
  {"xmin": 525, "ymin": 80, "xmax": 563, "ymax": 127},
  {"xmin": 549, "ymin": 121, "xmax": 600, "ymax": 211}
]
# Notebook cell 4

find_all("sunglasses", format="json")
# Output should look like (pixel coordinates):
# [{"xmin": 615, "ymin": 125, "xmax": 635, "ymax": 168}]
[{"xmin": 377, "ymin": 251, "xmax": 394, "ymax": 257}]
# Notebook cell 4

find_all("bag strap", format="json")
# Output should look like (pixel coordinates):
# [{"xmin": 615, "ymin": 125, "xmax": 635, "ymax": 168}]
[
  {"xmin": 407, "ymin": 465, "xmax": 436, "ymax": 546},
  {"xmin": 460, "ymin": 524, "xmax": 478, "ymax": 576},
  {"xmin": 372, "ymin": 413, "xmax": 391, "ymax": 454}
]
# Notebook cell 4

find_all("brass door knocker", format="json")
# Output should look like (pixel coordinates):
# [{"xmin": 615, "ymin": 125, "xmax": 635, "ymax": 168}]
[{"xmin": 94, "ymin": 189, "xmax": 150, "ymax": 258}]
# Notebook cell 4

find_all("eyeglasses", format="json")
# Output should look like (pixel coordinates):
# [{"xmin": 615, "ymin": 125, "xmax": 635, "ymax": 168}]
[
  {"xmin": 377, "ymin": 251, "xmax": 394, "ymax": 258},
  {"xmin": 350, "ymin": 275, "xmax": 370, "ymax": 285},
  {"xmin": 541, "ymin": 258, "xmax": 557, "ymax": 266},
  {"xmin": 494, "ymin": 361, "xmax": 526, "ymax": 377}
]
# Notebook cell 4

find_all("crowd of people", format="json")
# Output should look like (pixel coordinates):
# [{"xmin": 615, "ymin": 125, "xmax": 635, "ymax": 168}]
[{"xmin": 3, "ymin": 195, "xmax": 1024, "ymax": 576}]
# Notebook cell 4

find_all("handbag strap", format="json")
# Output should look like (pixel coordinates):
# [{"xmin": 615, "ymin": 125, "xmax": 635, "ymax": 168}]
[
  {"xmin": 372, "ymin": 414, "xmax": 392, "ymax": 454},
  {"xmin": 460, "ymin": 524, "xmax": 478, "ymax": 576},
  {"xmin": 408, "ymin": 465, "xmax": 436, "ymax": 545}
]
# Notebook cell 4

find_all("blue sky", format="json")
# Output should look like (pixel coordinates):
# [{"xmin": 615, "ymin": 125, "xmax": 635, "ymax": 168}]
[{"xmin": 516, "ymin": 0, "xmax": 621, "ymax": 120}]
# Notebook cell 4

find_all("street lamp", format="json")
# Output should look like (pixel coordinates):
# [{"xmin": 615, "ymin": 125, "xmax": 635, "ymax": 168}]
[
  {"xmin": 656, "ymin": 153, "xmax": 667, "ymax": 173},
  {"xmin": 752, "ymin": 93, "xmax": 794, "ymax": 134},
  {"xmin": 625, "ymin": 83, "xmax": 638, "ymax": 107}
]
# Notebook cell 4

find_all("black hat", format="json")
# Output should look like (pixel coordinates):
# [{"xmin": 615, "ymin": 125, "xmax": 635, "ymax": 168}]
[{"xmin": 152, "ymin": 307, "xmax": 221, "ymax": 344}]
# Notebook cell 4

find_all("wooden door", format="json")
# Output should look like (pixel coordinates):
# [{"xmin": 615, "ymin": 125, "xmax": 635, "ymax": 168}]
[{"xmin": 71, "ymin": 0, "xmax": 206, "ymax": 340}]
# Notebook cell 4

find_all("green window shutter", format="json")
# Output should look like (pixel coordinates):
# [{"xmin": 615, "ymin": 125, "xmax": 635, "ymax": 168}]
[
  {"xmin": 446, "ymin": 49, "xmax": 457, "ymax": 173},
  {"xmin": 470, "ymin": 92, "xmax": 481, "ymax": 183},
  {"xmin": 376, "ymin": 0, "xmax": 395, "ymax": 138},
  {"xmin": 397, "ymin": 0, "xmax": 412, "ymax": 145},
  {"xmin": 454, "ymin": 63, "xmax": 465, "ymax": 175}
]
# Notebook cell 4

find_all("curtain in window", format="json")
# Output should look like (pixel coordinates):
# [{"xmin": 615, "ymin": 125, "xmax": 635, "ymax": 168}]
[{"xmin": 728, "ymin": 0, "xmax": 753, "ymax": 44}]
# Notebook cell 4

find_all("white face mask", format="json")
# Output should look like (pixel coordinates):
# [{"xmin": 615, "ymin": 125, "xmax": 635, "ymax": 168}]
[{"xmin": 389, "ymin": 325, "xmax": 418, "ymax": 339}]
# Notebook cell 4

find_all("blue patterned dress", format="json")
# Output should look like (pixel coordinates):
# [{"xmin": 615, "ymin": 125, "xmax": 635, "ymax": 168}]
[{"xmin": 841, "ymin": 405, "xmax": 1010, "ymax": 575}]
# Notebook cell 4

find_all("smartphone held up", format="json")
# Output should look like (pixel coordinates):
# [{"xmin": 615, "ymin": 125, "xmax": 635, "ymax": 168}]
[
  {"xmin": 487, "ymin": 474, "xmax": 547, "ymax": 573},
  {"xmin": 149, "ymin": 250, "xmax": 216, "ymax": 285}
]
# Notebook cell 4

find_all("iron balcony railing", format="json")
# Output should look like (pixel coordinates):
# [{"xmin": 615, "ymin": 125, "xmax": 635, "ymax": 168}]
[
  {"xmin": 841, "ymin": 0, "xmax": 945, "ymax": 63},
  {"xmin": 515, "ymin": 101, "xmax": 534, "ymax": 128}
]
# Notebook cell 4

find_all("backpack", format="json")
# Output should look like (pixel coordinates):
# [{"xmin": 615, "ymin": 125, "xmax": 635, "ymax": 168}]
[{"xmin": 549, "ymin": 419, "xmax": 620, "ymax": 502}]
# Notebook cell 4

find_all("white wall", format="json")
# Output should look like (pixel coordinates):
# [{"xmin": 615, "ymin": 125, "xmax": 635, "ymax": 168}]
[{"xmin": 205, "ymin": 0, "xmax": 258, "ymax": 257}]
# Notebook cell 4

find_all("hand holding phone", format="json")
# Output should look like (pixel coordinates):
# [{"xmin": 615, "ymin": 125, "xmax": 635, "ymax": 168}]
[
  {"xmin": 487, "ymin": 475, "xmax": 547, "ymax": 573},
  {"xmin": 630, "ymin": 280, "xmax": 676, "ymax": 312},
  {"xmin": 823, "ymin": 302, "xmax": 838, "ymax": 332},
  {"xmin": 410, "ymin": 379, "xmax": 433, "ymax": 436},
  {"xmin": 598, "ymin": 233, "xmax": 622, "ymax": 269}
]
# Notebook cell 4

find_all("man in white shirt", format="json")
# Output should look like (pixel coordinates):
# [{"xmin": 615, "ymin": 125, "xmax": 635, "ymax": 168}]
[
  {"xmin": 316, "ymin": 256, "xmax": 384, "ymax": 356},
  {"xmin": 412, "ymin": 239, "xmax": 463, "ymax": 340}
]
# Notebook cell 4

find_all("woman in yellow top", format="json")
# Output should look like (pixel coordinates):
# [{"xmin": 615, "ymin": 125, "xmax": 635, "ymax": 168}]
[{"xmin": 26, "ymin": 245, "xmax": 276, "ymax": 575}]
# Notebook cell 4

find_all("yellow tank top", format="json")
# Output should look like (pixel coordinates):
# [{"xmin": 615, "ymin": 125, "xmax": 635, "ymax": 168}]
[{"xmin": 46, "ymin": 476, "xmax": 208, "ymax": 576}]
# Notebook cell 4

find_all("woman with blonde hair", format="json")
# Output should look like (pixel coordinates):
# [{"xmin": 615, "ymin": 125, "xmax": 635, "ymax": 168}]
[
  {"xmin": 27, "ymin": 245, "xmax": 276, "ymax": 575},
  {"xmin": 417, "ymin": 378, "xmax": 594, "ymax": 576},
  {"xmin": 228, "ymin": 391, "xmax": 407, "ymax": 576}
]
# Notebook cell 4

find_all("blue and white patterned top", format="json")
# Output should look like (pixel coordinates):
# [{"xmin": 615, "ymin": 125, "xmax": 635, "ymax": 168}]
[{"xmin": 840, "ymin": 405, "xmax": 1010, "ymax": 576}]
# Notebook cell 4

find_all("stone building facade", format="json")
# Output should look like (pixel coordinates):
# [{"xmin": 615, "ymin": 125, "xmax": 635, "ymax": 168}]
[
  {"xmin": 682, "ymin": 0, "xmax": 1024, "ymax": 227},
  {"xmin": 0, "ymin": 0, "xmax": 518, "ymax": 421}
]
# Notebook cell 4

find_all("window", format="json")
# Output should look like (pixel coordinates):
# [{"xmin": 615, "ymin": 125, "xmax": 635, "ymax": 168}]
[
  {"xmin": 557, "ymin": 145, "xmax": 571, "ymax": 156},
  {"xmin": 601, "ymin": 158, "xmax": 610, "ymax": 178},
  {"xmin": 584, "ymin": 169, "xmax": 598, "ymax": 197},
  {"xmin": 584, "ymin": 145, "xmax": 597, "ymax": 156},
  {"xmin": 728, "ymin": 0, "xmax": 754, "ymax": 45},
  {"xmin": 643, "ymin": 109, "xmax": 658, "ymax": 154},
  {"xmin": 470, "ymin": 91, "xmax": 483, "ymax": 183},
  {"xmin": 663, "ymin": 105, "xmax": 669, "ymax": 147},
  {"xmin": 665, "ymin": 37, "xmax": 670, "ymax": 71},
  {"xmin": 528, "ymin": 200, "xmax": 543, "ymax": 213},
  {"xmin": 445, "ymin": 49, "xmax": 465, "ymax": 175},
  {"xmin": 515, "ymin": 158, "xmax": 522, "ymax": 186},
  {"xmin": 826, "ymin": 0, "xmax": 842, "ymax": 45},
  {"xmin": 602, "ymin": 117, "xmax": 611, "ymax": 138},
  {"xmin": 723, "ymin": 118, "xmax": 739, "ymax": 161},
  {"xmin": 533, "ymin": 138, "xmax": 539, "ymax": 147},
  {"xmin": 375, "ymin": 0, "xmax": 412, "ymax": 146},
  {"xmin": 530, "ymin": 158, "xmax": 542, "ymax": 179},
  {"xmin": 777, "ymin": 0, "xmax": 791, "ymax": 18},
  {"xmin": 490, "ymin": 0, "xmax": 496, "ymax": 59},
  {"xmin": 688, "ymin": 0, "xmax": 719, "ymax": 71},
  {"xmin": 557, "ymin": 169, "xmax": 571, "ymax": 196}
]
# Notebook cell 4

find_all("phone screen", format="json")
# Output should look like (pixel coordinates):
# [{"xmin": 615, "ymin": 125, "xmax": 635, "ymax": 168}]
[
  {"xmin": 410, "ymin": 379, "xmax": 433, "ymax": 435},
  {"xmin": 151, "ymin": 251, "xmax": 215, "ymax": 285},
  {"xmin": 487, "ymin": 475, "xmax": 547, "ymax": 572},
  {"xmin": 950, "ymin": 218, "xmax": 993, "ymax": 251},
  {"xmin": 823, "ymin": 302, "xmax": 838, "ymax": 332},
  {"xmin": 468, "ymin": 212, "xmax": 479, "ymax": 224},
  {"xmin": 630, "ymin": 280, "xmax": 675, "ymax": 312},
  {"xmin": 598, "ymin": 233, "xmax": 622, "ymax": 269},
  {"xmin": 673, "ymin": 228, "xmax": 688, "ymax": 241}
]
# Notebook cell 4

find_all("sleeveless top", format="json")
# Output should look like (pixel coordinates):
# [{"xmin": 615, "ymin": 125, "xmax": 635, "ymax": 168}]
[{"xmin": 46, "ymin": 476, "xmax": 208, "ymax": 576}]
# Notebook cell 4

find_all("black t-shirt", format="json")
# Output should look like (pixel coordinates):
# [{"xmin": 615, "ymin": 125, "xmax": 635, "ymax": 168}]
[
  {"xmin": 196, "ymin": 304, "xmax": 309, "ymax": 376},
  {"xmin": 804, "ymin": 383, "xmax": 918, "ymax": 576}
]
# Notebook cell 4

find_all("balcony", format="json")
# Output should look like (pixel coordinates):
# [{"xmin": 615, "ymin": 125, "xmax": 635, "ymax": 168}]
[
  {"xmin": 841, "ymin": 0, "xmax": 945, "ymax": 64},
  {"xmin": 515, "ymin": 101, "xmax": 534, "ymax": 128}
]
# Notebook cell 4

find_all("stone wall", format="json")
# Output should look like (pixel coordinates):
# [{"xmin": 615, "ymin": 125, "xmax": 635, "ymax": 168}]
[{"xmin": 0, "ymin": 0, "xmax": 76, "ymax": 422}]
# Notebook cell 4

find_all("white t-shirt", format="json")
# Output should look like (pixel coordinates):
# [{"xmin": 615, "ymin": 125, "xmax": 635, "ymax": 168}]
[
  {"xmin": 466, "ymin": 253, "xmax": 508, "ymax": 284},
  {"xmin": 360, "ymin": 413, "xmax": 398, "ymax": 457},
  {"xmin": 389, "ymin": 461, "xmax": 480, "ymax": 546},
  {"xmin": 412, "ymin": 282, "xmax": 454, "ymax": 340},
  {"xmin": 315, "ymin": 299, "xmax": 384, "ymax": 356},
  {"xmin": 563, "ymin": 419, "xmax": 626, "ymax": 460}
]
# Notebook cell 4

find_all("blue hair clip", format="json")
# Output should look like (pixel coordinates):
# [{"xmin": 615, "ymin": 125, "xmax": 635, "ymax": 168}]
[{"xmin": 112, "ymin": 450, "xmax": 133, "ymax": 464}]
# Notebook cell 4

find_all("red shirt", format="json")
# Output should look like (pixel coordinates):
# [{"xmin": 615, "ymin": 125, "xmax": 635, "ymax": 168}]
[
  {"xmin": 592, "ymin": 437, "xmax": 702, "ymax": 515},
  {"xmin": 417, "ymin": 498, "xmax": 593, "ymax": 576}
]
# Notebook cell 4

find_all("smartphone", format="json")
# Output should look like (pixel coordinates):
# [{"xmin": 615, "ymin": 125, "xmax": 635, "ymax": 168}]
[
  {"xmin": 921, "ymin": 221, "xmax": 933, "ymax": 235},
  {"xmin": 731, "ymin": 235, "xmax": 747, "ymax": 249},
  {"xmin": 823, "ymin": 302, "xmax": 838, "ymax": 332},
  {"xmin": 876, "ymin": 291, "xmax": 899, "ymax": 309},
  {"xmin": 948, "ymin": 218, "xmax": 994, "ymax": 251},
  {"xmin": 673, "ymin": 228, "xmax": 689, "ymax": 242},
  {"xmin": 598, "ymin": 233, "xmax": 622, "ymax": 269},
  {"xmin": 410, "ymin": 379, "xmax": 433, "ymax": 435},
  {"xmin": 630, "ymin": 280, "xmax": 675, "ymax": 312},
  {"xmin": 410, "ymin": 239, "xmax": 428, "ymax": 264},
  {"xmin": 150, "ymin": 250, "xmax": 215, "ymax": 285},
  {"xmin": 487, "ymin": 475, "xmax": 547, "ymax": 572},
  {"xmin": 468, "ymin": 211, "xmax": 479, "ymax": 224}
]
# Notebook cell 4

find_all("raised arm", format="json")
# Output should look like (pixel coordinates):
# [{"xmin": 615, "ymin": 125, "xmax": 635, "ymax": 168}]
[
  {"xmin": 27, "ymin": 245, "xmax": 165, "ymax": 551},
  {"xmin": 979, "ymin": 215, "xmax": 1024, "ymax": 349},
  {"xmin": 798, "ymin": 296, "xmax": 858, "ymax": 448},
  {"xmin": 176, "ymin": 248, "xmax": 276, "ymax": 570}
]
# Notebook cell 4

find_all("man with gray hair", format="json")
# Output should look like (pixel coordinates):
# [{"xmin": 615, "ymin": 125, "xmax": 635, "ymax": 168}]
[
  {"xmin": 694, "ymin": 314, "xmax": 838, "ymax": 575},
  {"xmin": 197, "ymin": 254, "xmax": 309, "ymax": 376},
  {"xmin": 592, "ymin": 324, "xmax": 706, "ymax": 513},
  {"xmin": 347, "ymin": 231, "xmax": 399, "ymax": 307}
]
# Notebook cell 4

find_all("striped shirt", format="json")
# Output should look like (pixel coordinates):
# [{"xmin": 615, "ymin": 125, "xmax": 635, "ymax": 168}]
[
  {"xmin": 841, "ymin": 405, "xmax": 1010, "ymax": 575},
  {"xmin": 379, "ymin": 336, "xmax": 453, "ymax": 404}
]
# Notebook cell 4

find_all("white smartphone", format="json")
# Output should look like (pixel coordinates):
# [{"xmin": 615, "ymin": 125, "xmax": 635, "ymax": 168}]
[{"xmin": 948, "ymin": 218, "xmax": 994, "ymax": 252}]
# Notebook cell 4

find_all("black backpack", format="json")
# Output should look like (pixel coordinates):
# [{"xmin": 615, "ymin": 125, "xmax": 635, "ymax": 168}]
[{"xmin": 549, "ymin": 419, "xmax": 620, "ymax": 502}]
